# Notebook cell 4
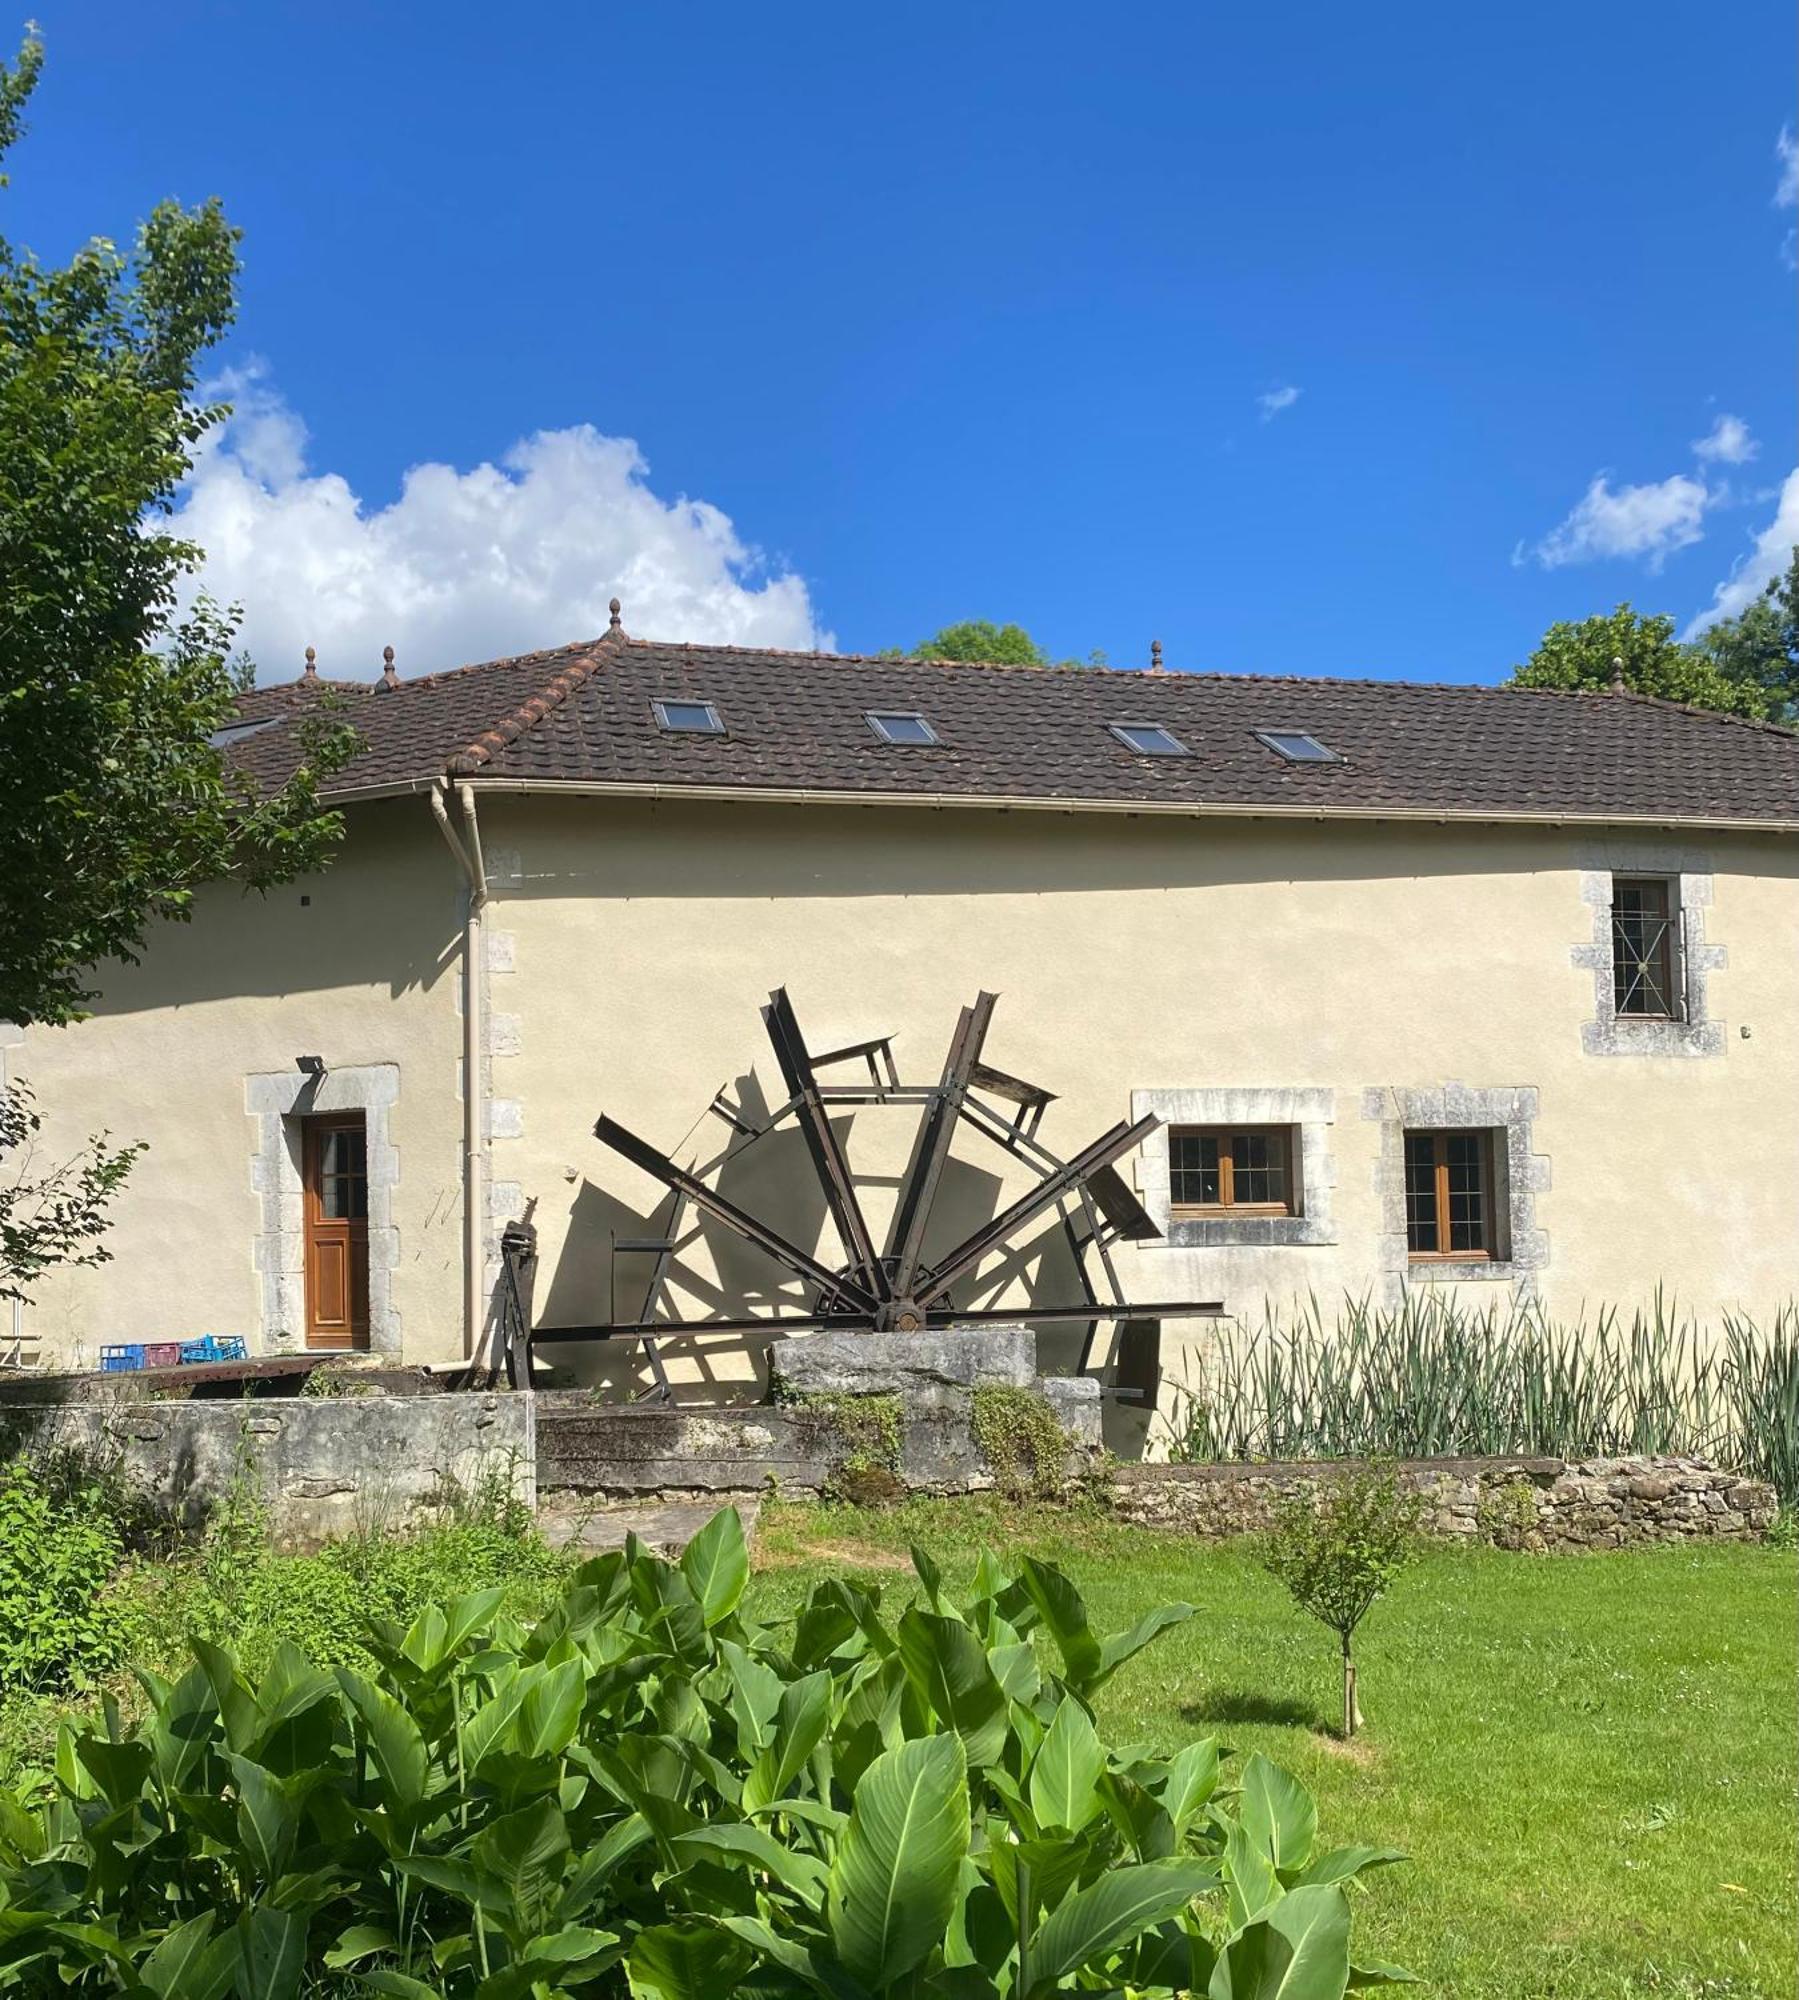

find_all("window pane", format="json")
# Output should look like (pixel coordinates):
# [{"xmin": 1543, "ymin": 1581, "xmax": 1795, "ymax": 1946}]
[
  {"xmin": 1230, "ymin": 1131, "xmax": 1287, "ymax": 1205},
  {"xmin": 869, "ymin": 711, "xmax": 938, "ymax": 745},
  {"xmin": 1404, "ymin": 1134, "xmax": 1439, "ymax": 1253},
  {"xmin": 1170, "ymin": 1131, "xmax": 1222, "ymax": 1206},
  {"xmin": 1612, "ymin": 878, "xmax": 1675, "ymax": 1018},
  {"xmin": 1444, "ymin": 1133, "xmax": 1487, "ymax": 1252}
]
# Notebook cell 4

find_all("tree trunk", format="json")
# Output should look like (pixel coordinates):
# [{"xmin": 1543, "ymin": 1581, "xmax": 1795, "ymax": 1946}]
[{"xmin": 1341, "ymin": 1635, "xmax": 1362, "ymax": 1738}]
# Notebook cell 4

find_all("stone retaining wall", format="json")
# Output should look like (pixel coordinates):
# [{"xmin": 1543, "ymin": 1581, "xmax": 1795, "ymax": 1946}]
[
  {"xmin": 1109, "ymin": 1455, "xmax": 1777, "ymax": 1549},
  {"xmin": 0, "ymin": 1394, "xmax": 532, "ymax": 1550}
]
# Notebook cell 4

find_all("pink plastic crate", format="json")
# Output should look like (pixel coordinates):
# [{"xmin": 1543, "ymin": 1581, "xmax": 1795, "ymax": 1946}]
[{"xmin": 143, "ymin": 1342, "xmax": 183, "ymax": 1369}]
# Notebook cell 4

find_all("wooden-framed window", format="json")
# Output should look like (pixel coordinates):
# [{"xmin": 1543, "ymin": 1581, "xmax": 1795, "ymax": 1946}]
[
  {"xmin": 1404, "ymin": 1129, "xmax": 1496, "ymax": 1260},
  {"xmin": 1611, "ymin": 876, "xmax": 1681, "ymax": 1020},
  {"xmin": 1168, "ymin": 1126, "xmax": 1296, "ymax": 1215}
]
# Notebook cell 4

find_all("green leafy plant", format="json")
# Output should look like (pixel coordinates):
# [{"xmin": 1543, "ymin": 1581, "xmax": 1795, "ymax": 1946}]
[
  {"xmin": 1259, "ymin": 1465, "xmax": 1423, "ymax": 1738},
  {"xmin": 1164, "ymin": 1293, "xmax": 1799, "ymax": 1506},
  {"xmin": 971, "ymin": 1385, "xmax": 1072, "ymax": 1500},
  {"xmin": 0, "ymin": 1460, "xmax": 126, "ymax": 1691},
  {"xmin": 0, "ymin": 1507, "xmax": 1405, "ymax": 1995}
]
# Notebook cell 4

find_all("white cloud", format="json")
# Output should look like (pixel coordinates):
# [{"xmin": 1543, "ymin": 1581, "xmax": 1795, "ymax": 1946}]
[
  {"xmin": 1256, "ymin": 384, "xmax": 1301, "ymax": 420},
  {"xmin": 1686, "ymin": 466, "xmax": 1799, "ymax": 632},
  {"xmin": 1691, "ymin": 413, "xmax": 1757, "ymax": 465},
  {"xmin": 1778, "ymin": 125, "xmax": 1799, "ymax": 207},
  {"xmin": 169, "ymin": 366, "xmax": 829, "ymax": 681},
  {"xmin": 1526, "ymin": 472, "xmax": 1713, "ymax": 571}
]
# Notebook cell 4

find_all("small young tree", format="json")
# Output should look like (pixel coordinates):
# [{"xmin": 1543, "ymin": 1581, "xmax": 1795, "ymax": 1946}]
[
  {"xmin": 0, "ymin": 1083, "xmax": 141, "ymax": 1308},
  {"xmin": 1259, "ymin": 1462, "xmax": 1423, "ymax": 1737}
]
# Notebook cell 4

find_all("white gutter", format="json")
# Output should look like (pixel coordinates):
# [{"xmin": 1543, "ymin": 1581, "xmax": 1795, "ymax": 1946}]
[
  {"xmin": 448, "ymin": 776, "xmax": 1799, "ymax": 838},
  {"xmin": 429, "ymin": 784, "xmax": 490, "ymax": 1364}
]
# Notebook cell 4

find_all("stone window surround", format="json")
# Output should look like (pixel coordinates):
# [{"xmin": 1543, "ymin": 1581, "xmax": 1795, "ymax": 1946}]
[
  {"xmin": 1361, "ymin": 1084, "xmax": 1548, "ymax": 1301},
  {"xmin": 1131, "ymin": 1087, "xmax": 1337, "ymax": 1248},
  {"xmin": 1571, "ymin": 842, "xmax": 1725, "ymax": 1059},
  {"xmin": 246, "ymin": 1064, "xmax": 401, "ymax": 1355}
]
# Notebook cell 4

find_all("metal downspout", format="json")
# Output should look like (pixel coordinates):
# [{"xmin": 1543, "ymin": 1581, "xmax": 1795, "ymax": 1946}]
[{"xmin": 430, "ymin": 784, "xmax": 489, "ymax": 1364}]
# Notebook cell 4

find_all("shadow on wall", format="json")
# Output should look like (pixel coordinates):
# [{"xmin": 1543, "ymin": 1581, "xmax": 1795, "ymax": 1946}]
[{"xmin": 529, "ymin": 1070, "xmax": 1137, "ymax": 1404}]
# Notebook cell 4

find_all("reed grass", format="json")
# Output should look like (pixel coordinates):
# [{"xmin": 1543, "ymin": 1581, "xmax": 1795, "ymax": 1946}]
[{"xmin": 1161, "ymin": 1292, "xmax": 1799, "ymax": 1501}]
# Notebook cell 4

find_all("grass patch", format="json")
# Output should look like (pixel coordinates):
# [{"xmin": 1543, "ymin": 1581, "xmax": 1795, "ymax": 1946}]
[{"xmin": 754, "ymin": 1496, "xmax": 1798, "ymax": 2000}]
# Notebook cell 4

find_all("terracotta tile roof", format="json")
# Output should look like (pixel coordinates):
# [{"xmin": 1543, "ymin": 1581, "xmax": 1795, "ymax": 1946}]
[{"xmin": 226, "ymin": 627, "xmax": 1799, "ymax": 828}]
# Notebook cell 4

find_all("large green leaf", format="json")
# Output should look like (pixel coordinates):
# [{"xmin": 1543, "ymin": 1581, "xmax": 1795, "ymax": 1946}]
[
  {"xmin": 628, "ymin": 1920, "xmax": 755, "ymax": 2000},
  {"xmin": 679, "ymin": 1508, "xmax": 750, "ymax": 1626},
  {"xmin": 1160, "ymin": 1738, "xmax": 1221, "ymax": 1835},
  {"xmin": 670, "ymin": 1822, "xmax": 828, "ymax": 1907},
  {"xmin": 1239, "ymin": 1755, "xmax": 1317, "ymax": 1876},
  {"xmin": 470, "ymin": 1797, "xmax": 572, "ymax": 1933},
  {"xmin": 137, "ymin": 1913, "xmax": 233, "ymax": 2000},
  {"xmin": 337, "ymin": 1672, "xmax": 429, "ymax": 1817},
  {"xmin": 225, "ymin": 1753, "xmax": 299, "ymax": 1882},
  {"xmin": 1226, "ymin": 1821, "xmax": 1282, "ymax": 1931},
  {"xmin": 1027, "ymin": 1697, "xmax": 1104, "ymax": 1832},
  {"xmin": 517, "ymin": 1656, "xmax": 589, "ymax": 1760},
  {"xmin": 1209, "ymin": 1884, "xmax": 1353, "ymax": 2000},
  {"xmin": 233, "ymin": 1906, "xmax": 307, "ymax": 2000},
  {"xmin": 744, "ymin": 1669, "xmax": 833, "ymax": 1811},
  {"xmin": 1094, "ymin": 1602, "xmax": 1197, "ymax": 1687},
  {"xmin": 1017, "ymin": 1560, "xmax": 1103, "ymax": 1691},
  {"xmin": 827, "ymin": 1731, "xmax": 970, "ymax": 1990},
  {"xmin": 1298, "ymin": 1846, "xmax": 1408, "ymax": 1889},
  {"xmin": 895, "ymin": 1610, "xmax": 1009, "ymax": 1769},
  {"xmin": 1025, "ymin": 1858, "xmax": 1217, "ymax": 1993}
]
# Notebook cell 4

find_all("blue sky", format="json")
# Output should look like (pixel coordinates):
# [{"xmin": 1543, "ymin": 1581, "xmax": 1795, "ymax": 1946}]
[{"xmin": 11, "ymin": 2, "xmax": 1797, "ymax": 682}]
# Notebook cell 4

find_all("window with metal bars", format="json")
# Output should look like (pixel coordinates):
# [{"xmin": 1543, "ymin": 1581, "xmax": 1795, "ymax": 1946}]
[
  {"xmin": 1404, "ymin": 1129, "xmax": 1496, "ymax": 1259},
  {"xmin": 1610, "ymin": 876, "xmax": 1682, "ymax": 1020},
  {"xmin": 1168, "ymin": 1126, "xmax": 1296, "ymax": 1214}
]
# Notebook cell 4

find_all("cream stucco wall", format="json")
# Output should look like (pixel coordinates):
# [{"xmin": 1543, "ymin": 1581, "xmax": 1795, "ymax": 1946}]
[
  {"xmin": 9, "ymin": 800, "xmax": 468, "ymax": 1368},
  {"xmin": 479, "ymin": 796, "xmax": 1799, "ymax": 1398},
  {"xmin": 10, "ymin": 790, "xmax": 1797, "ymax": 1393}
]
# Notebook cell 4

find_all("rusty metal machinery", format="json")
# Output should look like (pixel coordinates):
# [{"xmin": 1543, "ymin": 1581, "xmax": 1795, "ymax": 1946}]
[{"xmin": 504, "ymin": 988, "xmax": 1221, "ymax": 1398}]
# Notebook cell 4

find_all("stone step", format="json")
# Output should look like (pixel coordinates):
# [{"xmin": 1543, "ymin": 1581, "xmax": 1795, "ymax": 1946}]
[{"xmin": 537, "ymin": 1495, "xmax": 762, "ymax": 1557}]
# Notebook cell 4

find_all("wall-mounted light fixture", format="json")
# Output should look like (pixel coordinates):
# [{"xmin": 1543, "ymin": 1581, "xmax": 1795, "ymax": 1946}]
[{"xmin": 295, "ymin": 1055, "xmax": 326, "ymax": 1077}]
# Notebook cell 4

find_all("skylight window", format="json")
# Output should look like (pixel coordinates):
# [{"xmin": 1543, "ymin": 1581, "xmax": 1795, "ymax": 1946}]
[
  {"xmin": 653, "ymin": 698, "xmax": 726, "ymax": 736},
  {"xmin": 866, "ymin": 710, "xmax": 939, "ymax": 746},
  {"xmin": 1253, "ymin": 729, "xmax": 1342, "ymax": 764},
  {"xmin": 1108, "ymin": 721, "xmax": 1190, "ymax": 757},
  {"xmin": 207, "ymin": 716, "xmax": 279, "ymax": 749}
]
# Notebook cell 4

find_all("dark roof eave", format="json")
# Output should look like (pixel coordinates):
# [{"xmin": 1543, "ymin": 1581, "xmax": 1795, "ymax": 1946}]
[{"xmin": 439, "ymin": 773, "xmax": 1799, "ymax": 836}]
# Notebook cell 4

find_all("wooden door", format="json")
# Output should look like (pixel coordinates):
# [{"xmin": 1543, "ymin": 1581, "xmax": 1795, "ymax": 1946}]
[{"xmin": 304, "ymin": 1114, "xmax": 370, "ymax": 1350}]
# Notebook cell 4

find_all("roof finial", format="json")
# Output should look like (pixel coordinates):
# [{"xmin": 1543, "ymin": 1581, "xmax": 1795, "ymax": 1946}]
[
  {"xmin": 1609, "ymin": 654, "xmax": 1626, "ymax": 695},
  {"xmin": 381, "ymin": 644, "xmax": 398, "ymax": 690},
  {"xmin": 608, "ymin": 597, "xmax": 623, "ymax": 633},
  {"xmin": 1149, "ymin": 638, "xmax": 1164, "ymax": 675},
  {"xmin": 303, "ymin": 645, "xmax": 317, "ymax": 681}
]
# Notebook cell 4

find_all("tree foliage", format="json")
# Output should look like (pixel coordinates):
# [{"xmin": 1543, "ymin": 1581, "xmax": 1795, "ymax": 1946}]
[
  {"xmin": 1508, "ymin": 604, "xmax": 1762, "ymax": 716},
  {"xmin": 913, "ymin": 620, "xmax": 1050, "ymax": 667},
  {"xmin": 0, "ymin": 29, "xmax": 356, "ymax": 1031},
  {"xmin": 1689, "ymin": 548, "xmax": 1799, "ymax": 724},
  {"xmin": 0, "ymin": 1511, "xmax": 1406, "ymax": 1996},
  {"xmin": 1510, "ymin": 562, "xmax": 1799, "ymax": 726}
]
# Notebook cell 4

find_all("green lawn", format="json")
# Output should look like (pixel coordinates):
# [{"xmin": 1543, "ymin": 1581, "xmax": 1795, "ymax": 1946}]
[{"xmin": 752, "ymin": 1499, "xmax": 1798, "ymax": 2000}]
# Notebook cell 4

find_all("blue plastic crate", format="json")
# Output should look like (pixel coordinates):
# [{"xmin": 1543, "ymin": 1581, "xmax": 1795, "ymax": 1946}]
[
  {"xmin": 177, "ymin": 1335, "xmax": 250, "ymax": 1366},
  {"xmin": 99, "ymin": 1344, "xmax": 145, "ymax": 1373}
]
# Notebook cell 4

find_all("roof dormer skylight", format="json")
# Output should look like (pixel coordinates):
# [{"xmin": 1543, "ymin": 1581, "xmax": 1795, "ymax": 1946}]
[
  {"xmin": 653, "ymin": 698, "xmax": 726, "ymax": 736},
  {"xmin": 1108, "ymin": 721, "xmax": 1190, "ymax": 757},
  {"xmin": 1253, "ymin": 729, "xmax": 1341, "ymax": 764},
  {"xmin": 866, "ymin": 710, "xmax": 939, "ymax": 746}
]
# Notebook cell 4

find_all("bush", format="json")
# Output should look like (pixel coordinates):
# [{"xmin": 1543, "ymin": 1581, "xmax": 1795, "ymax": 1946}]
[
  {"xmin": 0, "ymin": 1458, "xmax": 126, "ymax": 1691},
  {"xmin": 0, "ymin": 1508, "xmax": 1406, "ymax": 1996},
  {"xmin": 1260, "ymin": 1463, "xmax": 1423, "ymax": 1738}
]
